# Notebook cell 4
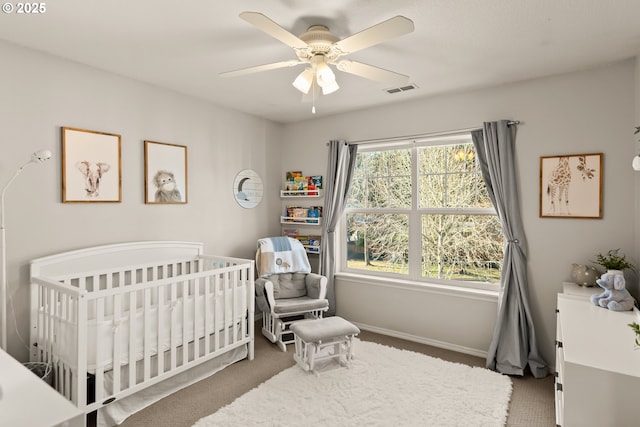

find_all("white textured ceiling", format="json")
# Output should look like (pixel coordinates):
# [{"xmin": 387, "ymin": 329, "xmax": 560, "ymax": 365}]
[{"xmin": 2, "ymin": 0, "xmax": 640, "ymax": 123}]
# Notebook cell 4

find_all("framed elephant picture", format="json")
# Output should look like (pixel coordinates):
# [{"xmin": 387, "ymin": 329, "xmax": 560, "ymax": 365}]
[
  {"xmin": 144, "ymin": 141, "xmax": 188, "ymax": 204},
  {"xmin": 61, "ymin": 127, "xmax": 122, "ymax": 203},
  {"xmin": 539, "ymin": 153, "xmax": 602, "ymax": 218}
]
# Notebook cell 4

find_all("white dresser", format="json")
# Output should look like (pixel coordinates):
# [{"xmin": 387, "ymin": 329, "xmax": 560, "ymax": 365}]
[
  {"xmin": 555, "ymin": 283, "xmax": 640, "ymax": 426},
  {"xmin": 0, "ymin": 349, "xmax": 84, "ymax": 427}
]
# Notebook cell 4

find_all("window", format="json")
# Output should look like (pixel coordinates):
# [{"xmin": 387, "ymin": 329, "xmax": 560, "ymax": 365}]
[{"xmin": 343, "ymin": 135, "xmax": 503, "ymax": 289}]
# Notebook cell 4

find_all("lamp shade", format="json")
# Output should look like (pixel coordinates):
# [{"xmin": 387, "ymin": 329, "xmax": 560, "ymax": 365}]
[
  {"xmin": 315, "ymin": 61, "xmax": 336, "ymax": 88},
  {"xmin": 292, "ymin": 68, "xmax": 313, "ymax": 94},
  {"xmin": 321, "ymin": 80, "xmax": 339, "ymax": 95},
  {"xmin": 32, "ymin": 149, "xmax": 52, "ymax": 163}
]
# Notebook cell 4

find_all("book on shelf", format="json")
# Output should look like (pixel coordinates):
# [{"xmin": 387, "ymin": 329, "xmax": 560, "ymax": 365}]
[
  {"xmin": 296, "ymin": 235, "xmax": 310, "ymax": 245},
  {"xmin": 283, "ymin": 181, "xmax": 296, "ymax": 196},
  {"xmin": 309, "ymin": 175, "xmax": 323, "ymax": 189},
  {"xmin": 287, "ymin": 206, "xmax": 308, "ymax": 222},
  {"xmin": 286, "ymin": 234, "xmax": 321, "ymax": 253},
  {"xmin": 308, "ymin": 235, "xmax": 321, "ymax": 250},
  {"xmin": 286, "ymin": 171, "xmax": 302, "ymax": 181},
  {"xmin": 292, "ymin": 176, "xmax": 308, "ymax": 191},
  {"xmin": 283, "ymin": 229, "xmax": 299, "ymax": 237},
  {"xmin": 307, "ymin": 208, "xmax": 320, "ymax": 223}
]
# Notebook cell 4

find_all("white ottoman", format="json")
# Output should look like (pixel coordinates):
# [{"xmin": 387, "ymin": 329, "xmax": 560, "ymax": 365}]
[{"xmin": 290, "ymin": 316, "xmax": 360, "ymax": 372}]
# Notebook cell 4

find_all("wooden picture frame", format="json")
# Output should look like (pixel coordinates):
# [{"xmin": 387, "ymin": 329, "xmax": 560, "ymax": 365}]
[
  {"xmin": 539, "ymin": 153, "xmax": 603, "ymax": 218},
  {"xmin": 144, "ymin": 141, "xmax": 188, "ymax": 204},
  {"xmin": 62, "ymin": 127, "xmax": 122, "ymax": 203}
]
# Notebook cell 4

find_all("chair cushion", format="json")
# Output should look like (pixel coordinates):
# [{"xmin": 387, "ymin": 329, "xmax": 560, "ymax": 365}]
[
  {"xmin": 269, "ymin": 273, "xmax": 309, "ymax": 299},
  {"xmin": 290, "ymin": 316, "xmax": 360, "ymax": 342},
  {"xmin": 273, "ymin": 297, "xmax": 329, "ymax": 314}
]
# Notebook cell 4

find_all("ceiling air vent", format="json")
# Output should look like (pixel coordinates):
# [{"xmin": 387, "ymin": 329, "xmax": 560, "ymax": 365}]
[{"xmin": 385, "ymin": 83, "xmax": 418, "ymax": 94}]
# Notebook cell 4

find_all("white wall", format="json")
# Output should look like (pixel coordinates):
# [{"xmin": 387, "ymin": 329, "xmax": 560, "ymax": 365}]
[
  {"xmin": 2, "ymin": 39, "xmax": 637, "ymax": 369},
  {"xmin": 0, "ymin": 41, "xmax": 283, "ymax": 359},
  {"xmin": 281, "ymin": 60, "xmax": 637, "ymax": 366}
]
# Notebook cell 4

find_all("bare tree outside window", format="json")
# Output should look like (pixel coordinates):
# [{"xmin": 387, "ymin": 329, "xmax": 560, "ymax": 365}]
[{"xmin": 344, "ymin": 139, "xmax": 503, "ymax": 287}]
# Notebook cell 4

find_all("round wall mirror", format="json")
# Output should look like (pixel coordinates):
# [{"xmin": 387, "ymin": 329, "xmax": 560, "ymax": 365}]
[{"xmin": 233, "ymin": 169, "xmax": 263, "ymax": 208}]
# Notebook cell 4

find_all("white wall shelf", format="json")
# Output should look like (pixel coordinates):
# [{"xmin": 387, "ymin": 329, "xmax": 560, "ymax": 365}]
[
  {"xmin": 280, "ymin": 190, "xmax": 322, "ymax": 198},
  {"xmin": 280, "ymin": 216, "xmax": 321, "ymax": 225}
]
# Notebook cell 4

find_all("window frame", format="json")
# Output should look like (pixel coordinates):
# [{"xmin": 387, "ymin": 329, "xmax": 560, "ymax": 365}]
[{"xmin": 340, "ymin": 134, "xmax": 502, "ymax": 292}]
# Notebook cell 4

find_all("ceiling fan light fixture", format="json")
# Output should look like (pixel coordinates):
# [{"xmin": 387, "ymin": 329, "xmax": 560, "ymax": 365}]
[
  {"xmin": 315, "ymin": 61, "xmax": 336, "ymax": 88},
  {"xmin": 292, "ymin": 68, "xmax": 313, "ymax": 94},
  {"xmin": 321, "ymin": 80, "xmax": 339, "ymax": 95}
]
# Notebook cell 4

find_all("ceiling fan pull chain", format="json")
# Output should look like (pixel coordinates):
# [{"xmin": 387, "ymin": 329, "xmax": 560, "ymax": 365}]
[{"xmin": 312, "ymin": 80, "xmax": 317, "ymax": 114}]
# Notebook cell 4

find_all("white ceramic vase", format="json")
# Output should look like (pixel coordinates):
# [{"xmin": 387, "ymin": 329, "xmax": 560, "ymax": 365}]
[{"xmin": 606, "ymin": 269, "xmax": 624, "ymax": 278}]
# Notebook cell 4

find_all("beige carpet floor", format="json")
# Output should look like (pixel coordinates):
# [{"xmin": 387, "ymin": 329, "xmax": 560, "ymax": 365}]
[{"xmin": 116, "ymin": 324, "xmax": 555, "ymax": 427}]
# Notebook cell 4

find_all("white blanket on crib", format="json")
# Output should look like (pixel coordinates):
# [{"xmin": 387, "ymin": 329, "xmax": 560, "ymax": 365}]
[{"xmin": 257, "ymin": 237, "xmax": 310, "ymax": 277}]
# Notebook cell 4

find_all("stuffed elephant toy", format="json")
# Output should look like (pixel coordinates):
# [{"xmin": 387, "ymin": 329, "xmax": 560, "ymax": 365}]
[{"xmin": 590, "ymin": 272, "xmax": 636, "ymax": 311}]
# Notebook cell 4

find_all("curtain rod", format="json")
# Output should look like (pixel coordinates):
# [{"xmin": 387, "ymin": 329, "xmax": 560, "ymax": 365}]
[{"xmin": 341, "ymin": 120, "xmax": 520, "ymax": 146}]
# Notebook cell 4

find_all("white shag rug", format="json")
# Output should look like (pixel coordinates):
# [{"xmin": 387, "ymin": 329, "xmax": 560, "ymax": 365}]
[{"xmin": 194, "ymin": 339, "xmax": 512, "ymax": 427}]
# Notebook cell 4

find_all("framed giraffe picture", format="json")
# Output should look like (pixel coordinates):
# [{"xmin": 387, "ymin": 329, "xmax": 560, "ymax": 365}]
[{"xmin": 539, "ymin": 153, "xmax": 603, "ymax": 218}]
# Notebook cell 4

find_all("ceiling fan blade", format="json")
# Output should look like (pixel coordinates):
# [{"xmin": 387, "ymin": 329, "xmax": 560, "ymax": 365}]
[
  {"xmin": 336, "ymin": 60, "xmax": 409, "ymax": 85},
  {"xmin": 334, "ymin": 16, "xmax": 414, "ymax": 54},
  {"xmin": 220, "ymin": 60, "xmax": 304, "ymax": 78},
  {"xmin": 239, "ymin": 11, "xmax": 308, "ymax": 49}
]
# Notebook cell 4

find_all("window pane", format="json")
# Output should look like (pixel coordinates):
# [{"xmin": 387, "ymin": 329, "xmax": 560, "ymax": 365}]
[
  {"xmin": 421, "ymin": 214, "xmax": 503, "ymax": 283},
  {"xmin": 419, "ymin": 144, "xmax": 447, "ymax": 173},
  {"xmin": 418, "ymin": 143, "xmax": 485, "ymax": 209},
  {"xmin": 347, "ymin": 149, "xmax": 411, "ymax": 209},
  {"xmin": 346, "ymin": 213, "xmax": 409, "ymax": 275}
]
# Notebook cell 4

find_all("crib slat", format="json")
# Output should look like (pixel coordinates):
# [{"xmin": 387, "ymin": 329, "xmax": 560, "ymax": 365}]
[
  {"xmin": 192, "ymin": 277, "xmax": 200, "ymax": 360},
  {"xmin": 143, "ymin": 287, "xmax": 152, "ymax": 382},
  {"xmin": 204, "ymin": 275, "xmax": 211, "ymax": 355},
  {"xmin": 248, "ymin": 262, "xmax": 255, "ymax": 360},
  {"xmin": 240, "ymin": 268, "xmax": 247, "ymax": 341},
  {"xmin": 76, "ymin": 280, "xmax": 88, "ymax": 409},
  {"xmin": 94, "ymin": 293, "xmax": 105, "ymax": 402},
  {"xmin": 169, "ymin": 282, "xmax": 177, "ymax": 370},
  {"xmin": 112, "ymin": 292, "xmax": 122, "ymax": 394},
  {"xmin": 157, "ymin": 284, "xmax": 165, "ymax": 375},
  {"xmin": 44, "ymin": 288, "xmax": 53, "ymax": 364},
  {"xmin": 181, "ymin": 278, "xmax": 188, "ymax": 366},
  {"xmin": 128, "ymin": 288, "xmax": 137, "ymax": 388},
  {"xmin": 233, "ymin": 269, "xmax": 239, "ymax": 344},
  {"xmin": 223, "ymin": 272, "xmax": 230, "ymax": 348},
  {"xmin": 213, "ymin": 274, "xmax": 219, "ymax": 352}
]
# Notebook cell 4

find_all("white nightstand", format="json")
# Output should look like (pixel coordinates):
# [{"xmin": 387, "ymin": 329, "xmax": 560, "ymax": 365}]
[
  {"xmin": 0, "ymin": 349, "xmax": 84, "ymax": 427},
  {"xmin": 555, "ymin": 289, "xmax": 640, "ymax": 426}
]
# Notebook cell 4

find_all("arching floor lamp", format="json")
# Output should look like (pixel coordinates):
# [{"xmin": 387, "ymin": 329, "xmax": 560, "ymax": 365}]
[{"xmin": 1, "ymin": 149, "xmax": 52, "ymax": 351}]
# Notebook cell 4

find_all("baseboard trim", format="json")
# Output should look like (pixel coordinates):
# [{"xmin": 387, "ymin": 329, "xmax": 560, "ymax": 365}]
[{"xmin": 352, "ymin": 321, "xmax": 488, "ymax": 359}]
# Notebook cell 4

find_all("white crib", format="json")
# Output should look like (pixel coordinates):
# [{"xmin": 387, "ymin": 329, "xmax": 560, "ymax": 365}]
[{"xmin": 29, "ymin": 241, "xmax": 254, "ymax": 424}]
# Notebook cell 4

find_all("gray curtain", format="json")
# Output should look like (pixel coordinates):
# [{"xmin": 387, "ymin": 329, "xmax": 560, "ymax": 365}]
[
  {"xmin": 319, "ymin": 140, "xmax": 358, "ymax": 316},
  {"xmin": 471, "ymin": 121, "xmax": 548, "ymax": 378}
]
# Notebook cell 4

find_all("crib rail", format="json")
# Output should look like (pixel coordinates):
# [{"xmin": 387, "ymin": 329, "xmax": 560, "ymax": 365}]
[{"xmin": 30, "ymin": 255, "xmax": 254, "ymax": 414}]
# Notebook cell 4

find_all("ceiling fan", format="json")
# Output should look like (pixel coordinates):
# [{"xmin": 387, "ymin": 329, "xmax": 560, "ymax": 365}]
[{"xmin": 220, "ymin": 12, "xmax": 415, "ymax": 109}]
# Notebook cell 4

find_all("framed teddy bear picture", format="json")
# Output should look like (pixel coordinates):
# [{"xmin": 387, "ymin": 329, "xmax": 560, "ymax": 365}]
[{"xmin": 144, "ymin": 140, "xmax": 188, "ymax": 204}]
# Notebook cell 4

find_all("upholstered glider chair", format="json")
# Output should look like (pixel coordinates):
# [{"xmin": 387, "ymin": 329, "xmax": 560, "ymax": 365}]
[{"xmin": 255, "ymin": 237, "xmax": 329, "ymax": 351}]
